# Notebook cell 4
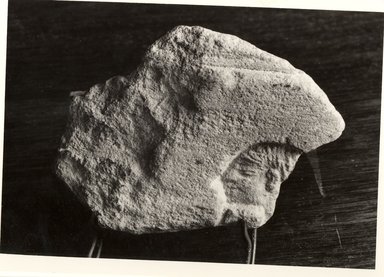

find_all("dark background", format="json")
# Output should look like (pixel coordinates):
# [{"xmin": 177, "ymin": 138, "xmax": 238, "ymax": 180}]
[{"xmin": 1, "ymin": 0, "xmax": 383, "ymax": 268}]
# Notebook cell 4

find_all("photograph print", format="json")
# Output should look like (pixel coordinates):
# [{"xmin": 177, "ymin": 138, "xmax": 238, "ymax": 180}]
[{"xmin": 1, "ymin": 0, "xmax": 383, "ymax": 270}]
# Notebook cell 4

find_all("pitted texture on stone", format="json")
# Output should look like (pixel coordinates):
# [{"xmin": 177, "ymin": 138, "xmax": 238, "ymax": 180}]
[{"xmin": 56, "ymin": 26, "xmax": 345, "ymax": 234}]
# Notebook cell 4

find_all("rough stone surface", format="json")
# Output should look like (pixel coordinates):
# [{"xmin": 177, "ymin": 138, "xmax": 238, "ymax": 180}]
[{"xmin": 56, "ymin": 26, "xmax": 345, "ymax": 234}]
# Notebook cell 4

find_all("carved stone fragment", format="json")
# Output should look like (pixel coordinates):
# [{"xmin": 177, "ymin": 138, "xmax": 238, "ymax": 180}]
[{"xmin": 56, "ymin": 26, "xmax": 345, "ymax": 234}]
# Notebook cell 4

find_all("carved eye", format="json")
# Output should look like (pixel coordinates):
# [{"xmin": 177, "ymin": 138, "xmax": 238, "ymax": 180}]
[{"xmin": 265, "ymin": 169, "xmax": 279, "ymax": 193}]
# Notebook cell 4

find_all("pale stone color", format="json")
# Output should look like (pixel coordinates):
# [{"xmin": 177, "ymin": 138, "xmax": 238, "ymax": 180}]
[{"xmin": 56, "ymin": 26, "xmax": 345, "ymax": 234}]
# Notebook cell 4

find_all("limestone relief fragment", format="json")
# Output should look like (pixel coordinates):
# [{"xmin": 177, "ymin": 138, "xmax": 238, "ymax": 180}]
[{"xmin": 56, "ymin": 26, "xmax": 345, "ymax": 234}]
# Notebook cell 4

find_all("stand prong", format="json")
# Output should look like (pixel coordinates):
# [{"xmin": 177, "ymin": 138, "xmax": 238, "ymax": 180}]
[
  {"xmin": 95, "ymin": 238, "xmax": 103, "ymax": 258},
  {"xmin": 251, "ymin": 228, "xmax": 257, "ymax": 264},
  {"xmin": 88, "ymin": 235, "xmax": 98, "ymax": 258},
  {"xmin": 87, "ymin": 214, "xmax": 103, "ymax": 258},
  {"xmin": 243, "ymin": 221, "xmax": 252, "ymax": 264},
  {"xmin": 243, "ymin": 221, "xmax": 258, "ymax": 264}
]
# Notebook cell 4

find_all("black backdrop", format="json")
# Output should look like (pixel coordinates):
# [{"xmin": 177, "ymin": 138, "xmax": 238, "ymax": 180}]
[{"xmin": 1, "ymin": 0, "xmax": 383, "ymax": 268}]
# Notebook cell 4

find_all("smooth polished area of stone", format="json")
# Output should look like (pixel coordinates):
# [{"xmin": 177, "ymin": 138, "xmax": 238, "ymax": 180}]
[{"xmin": 56, "ymin": 26, "xmax": 345, "ymax": 234}]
